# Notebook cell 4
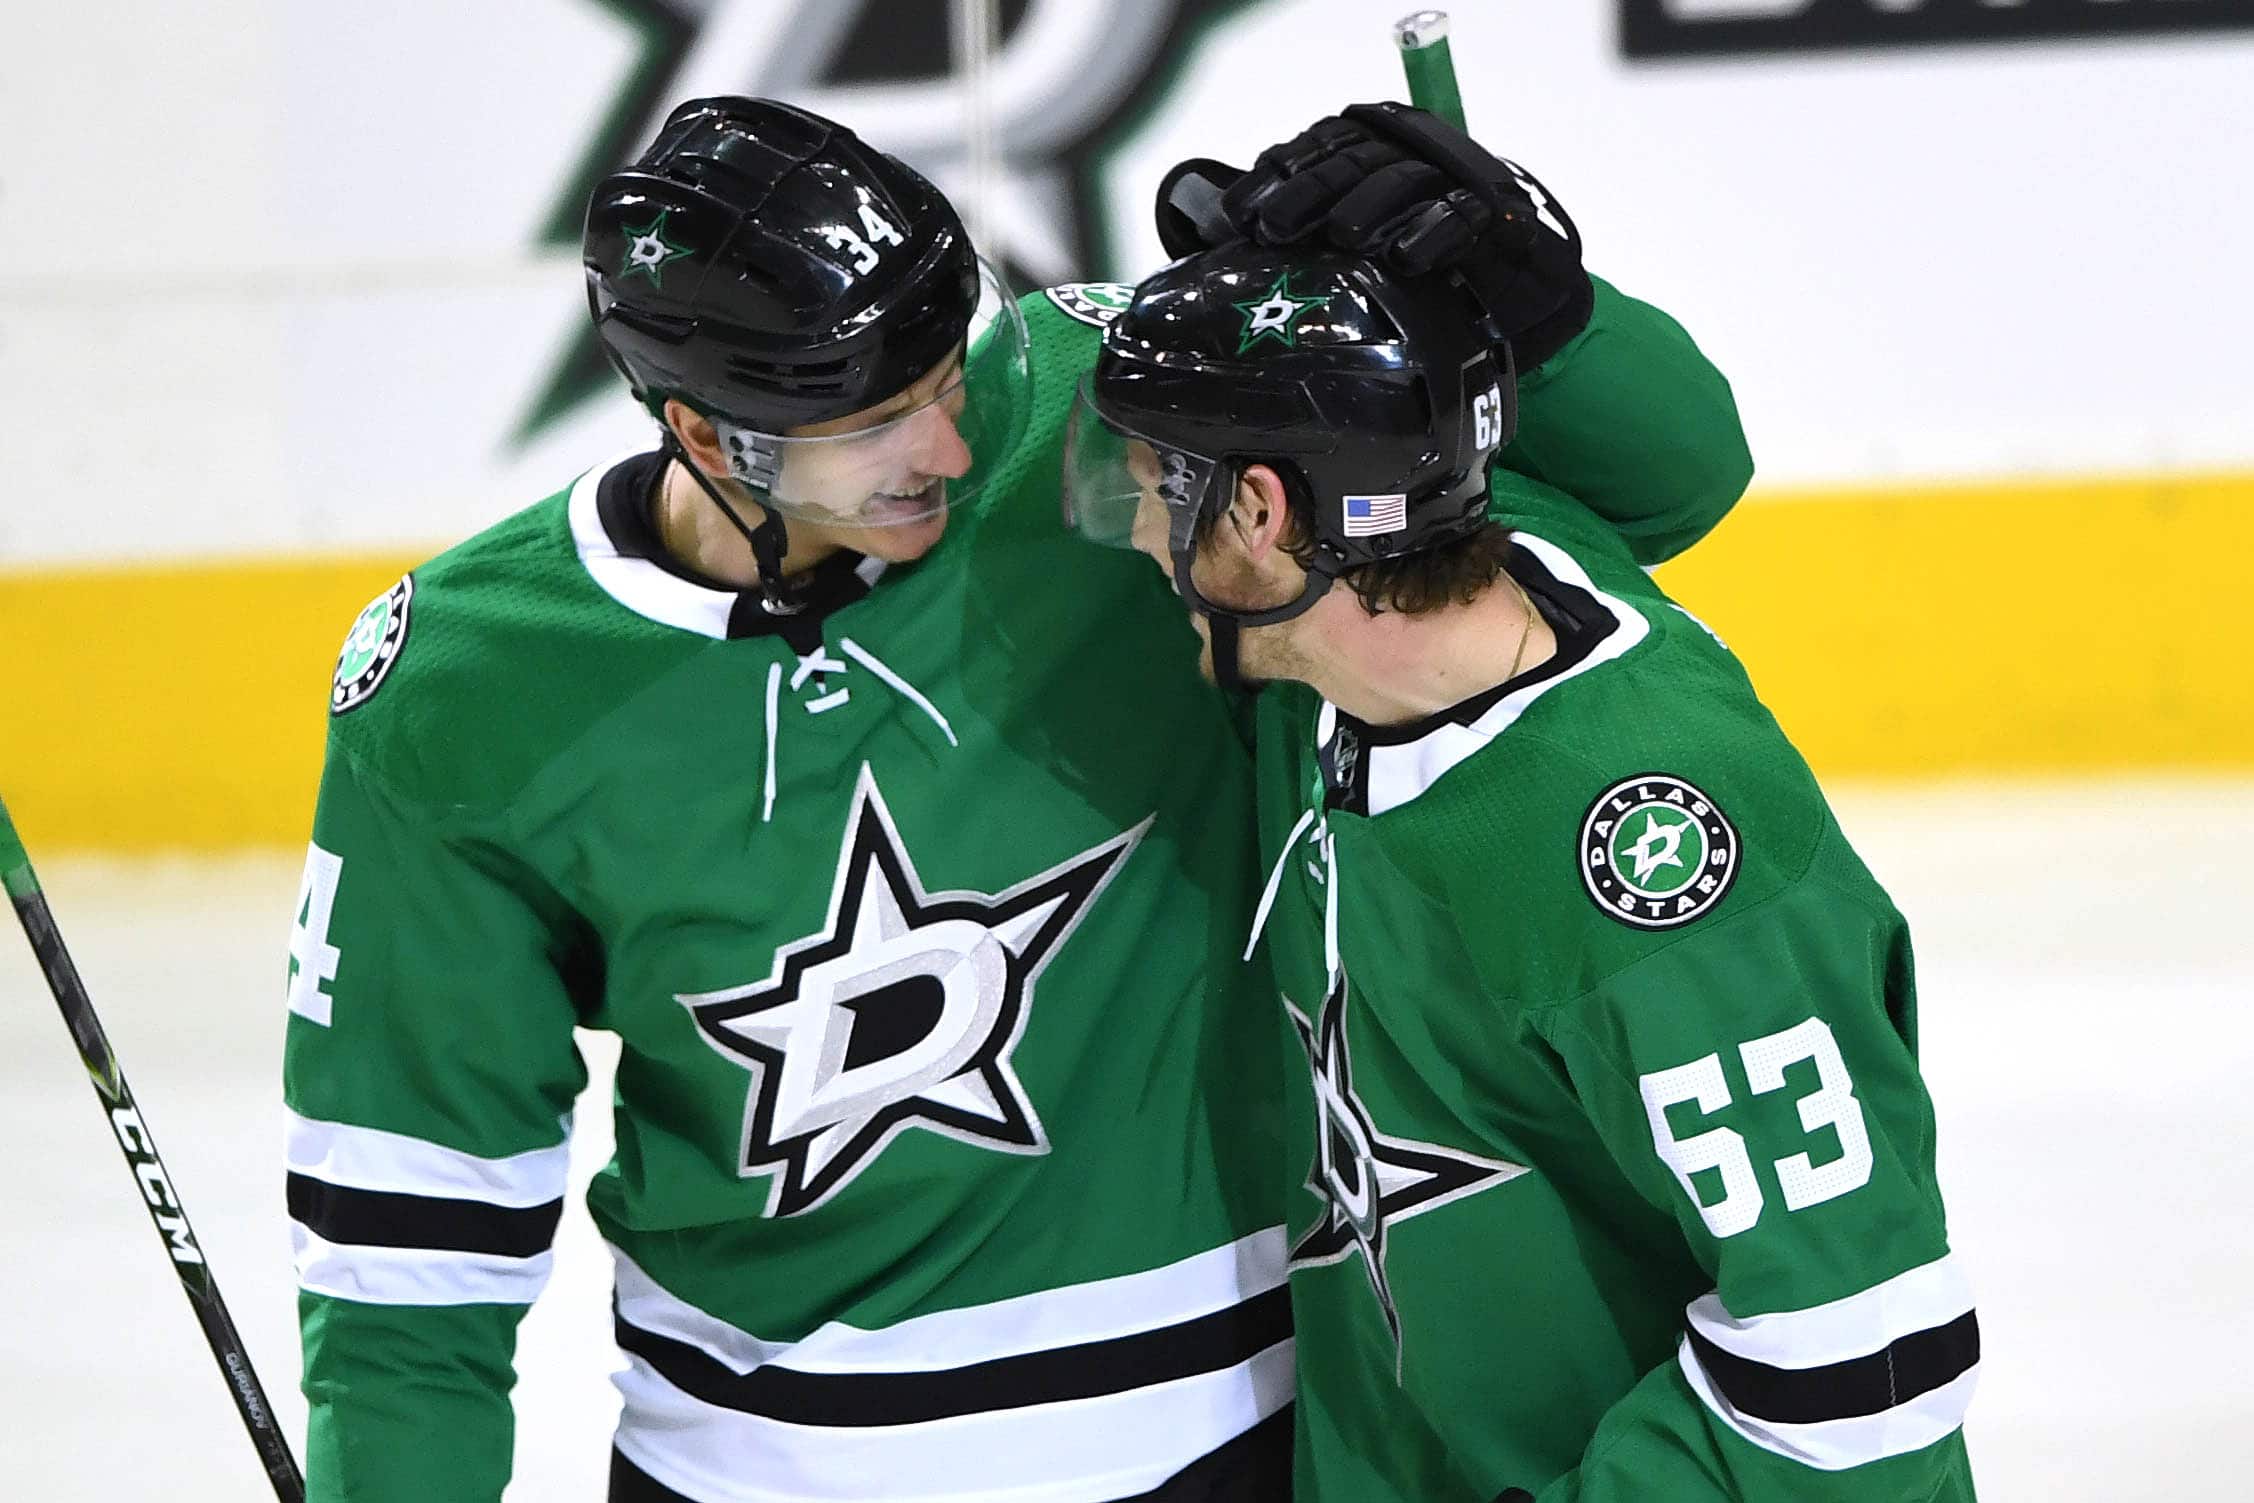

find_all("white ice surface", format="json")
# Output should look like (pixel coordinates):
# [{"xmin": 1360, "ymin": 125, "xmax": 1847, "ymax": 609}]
[{"xmin": 2, "ymin": 780, "xmax": 2249, "ymax": 1499}]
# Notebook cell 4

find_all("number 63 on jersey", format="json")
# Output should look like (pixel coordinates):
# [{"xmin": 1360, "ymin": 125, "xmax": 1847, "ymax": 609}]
[{"xmin": 1639, "ymin": 1016, "xmax": 1876, "ymax": 1240}]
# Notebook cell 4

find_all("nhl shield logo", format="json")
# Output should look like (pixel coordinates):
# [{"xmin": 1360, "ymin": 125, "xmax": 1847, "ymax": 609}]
[
  {"xmin": 331, "ymin": 575, "xmax": 414, "ymax": 715},
  {"xmin": 1580, "ymin": 774, "xmax": 1739, "ymax": 929}
]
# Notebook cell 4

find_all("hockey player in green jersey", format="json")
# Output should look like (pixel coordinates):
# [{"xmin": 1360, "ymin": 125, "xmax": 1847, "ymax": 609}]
[
  {"xmin": 284, "ymin": 97, "xmax": 1754, "ymax": 1502},
  {"xmin": 1066, "ymin": 161, "xmax": 1980, "ymax": 1498}
]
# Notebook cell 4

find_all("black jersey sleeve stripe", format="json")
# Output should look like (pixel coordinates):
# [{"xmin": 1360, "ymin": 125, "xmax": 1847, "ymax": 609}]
[
  {"xmin": 287, "ymin": 1172, "xmax": 564, "ymax": 1259},
  {"xmin": 1685, "ymin": 1309, "xmax": 1980, "ymax": 1426},
  {"xmin": 617, "ymin": 1285, "xmax": 1292, "ymax": 1427}
]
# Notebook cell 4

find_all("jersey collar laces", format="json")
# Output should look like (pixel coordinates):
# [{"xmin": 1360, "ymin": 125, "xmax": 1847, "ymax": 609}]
[
  {"xmin": 758, "ymin": 636, "xmax": 958, "ymax": 822},
  {"xmin": 1243, "ymin": 800, "xmax": 1343, "ymax": 997}
]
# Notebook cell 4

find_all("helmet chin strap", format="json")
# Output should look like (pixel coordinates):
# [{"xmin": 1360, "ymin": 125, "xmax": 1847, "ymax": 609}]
[
  {"xmin": 1208, "ymin": 615, "xmax": 1248, "ymax": 694},
  {"xmin": 662, "ymin": 430, "xmax": 805, "ymax": 616},
  {"xmin": 1172, "ymin": 542, "xmax": 1345, "ymax": 693}
]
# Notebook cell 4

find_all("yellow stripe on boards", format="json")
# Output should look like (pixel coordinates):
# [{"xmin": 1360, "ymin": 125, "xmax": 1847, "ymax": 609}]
[
  {"xmin": 1, "ymin": 553, "xmax": 421, "ymax": 852},
  {"xmin": 1653, "ymin": 471, "xmax": 2254, "ymax": 780},
  {"xmin": 2, "ymin": 471, "xmax": 2250, "ymax": 852}
]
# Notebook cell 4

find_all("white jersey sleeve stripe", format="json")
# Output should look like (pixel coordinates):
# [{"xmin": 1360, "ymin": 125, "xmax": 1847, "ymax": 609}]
[
  {"xmin": 286, "ymin": 1107, "xmax": 571, "ymax": 1209},
  {"xmin": 1686, "ymin": 1252, "xmax": 1975, "ymax": 1368},
  {"xmin": 292, "ymin": 1223, "xmax": 555, "ymax": 1307},
  {"xmin": 1680, "ymin": 1334, "xmax": 1979, "ymax": 1473}
]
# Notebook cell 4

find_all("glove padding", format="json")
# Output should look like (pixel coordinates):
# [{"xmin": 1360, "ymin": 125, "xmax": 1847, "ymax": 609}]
[{"xmin": 1157, "ymin": 103, "xmax": 1593, "ymax": 369}]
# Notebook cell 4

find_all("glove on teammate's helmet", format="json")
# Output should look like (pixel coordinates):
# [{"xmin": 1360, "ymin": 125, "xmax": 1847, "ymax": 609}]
[
  {"xmin": 585, "ymin": 96, "xmax": 976, "ymax": 431},
  {"xmin": 1064, "ymin": 241, "xmax": 1515, "ymax": 629}
]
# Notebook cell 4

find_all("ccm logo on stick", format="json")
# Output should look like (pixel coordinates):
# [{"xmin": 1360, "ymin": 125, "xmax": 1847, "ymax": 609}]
[
  {"xmin": 1621, "ymin": 0, "xmax": 2254, "ymax": 57},
  {"xmin": 110, "ymin": 1107, "xmax": 205, "ymax": 1266}
]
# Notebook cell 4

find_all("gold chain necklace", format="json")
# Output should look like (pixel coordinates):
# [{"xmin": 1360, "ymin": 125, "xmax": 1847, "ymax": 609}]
[{"xmin": 1500, "ymin": 572, "xmax": 1540, "ymax": 687}]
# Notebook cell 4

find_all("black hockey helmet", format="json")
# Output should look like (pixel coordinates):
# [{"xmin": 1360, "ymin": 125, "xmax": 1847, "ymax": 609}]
[
  {"xmin": 582, "ymin": 97, "xmax": 1031, "ymax": 607},
  {"xmin": 587, "ymin": 96, "xmax": 979, "ymax": 430},
  {"xmin": 1062, "ymin": 241, "xmax": 1513, "ymax": 628}
]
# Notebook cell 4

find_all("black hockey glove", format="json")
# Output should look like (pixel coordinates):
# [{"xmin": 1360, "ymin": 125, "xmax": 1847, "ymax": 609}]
[{"xmin": 1155, "ymin": 103, "xmax": 1593, "ymax": 369}]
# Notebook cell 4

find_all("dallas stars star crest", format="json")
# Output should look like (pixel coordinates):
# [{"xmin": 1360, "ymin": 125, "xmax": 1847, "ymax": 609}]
[
  {"xmin": 1624, "ymin": 811, "xmax": 1692, "ymax": 884},
  {"xmin": 1233, "ymin": 273, "xmax": 1332, "ymax": 353},
  {"xmin": 621, "ymin": 209, "xmax": 693, "ymax": 286},
  {"xmin": 1287, "ymin": 979, "xmax": 1529, "ymax": 1348},
  {"xmin": 681, "ymin": 766, "xmax": 1146, "ymax": 1218}
]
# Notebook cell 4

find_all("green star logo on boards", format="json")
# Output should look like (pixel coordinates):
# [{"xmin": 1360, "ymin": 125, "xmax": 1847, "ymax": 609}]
[
  {"xmin": 1579, "ymin": 774, "xmax": 1740, "ymax": 929},
  {"xmin": 1232, "ymin": 273, "xmax": 1332, "ymax": 353},
  {"xmin": 621, "ymin": 210, "xmax": 694, "ymax": 287}
]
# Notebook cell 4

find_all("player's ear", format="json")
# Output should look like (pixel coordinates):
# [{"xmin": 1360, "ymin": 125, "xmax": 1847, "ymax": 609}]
[
  {"xmin": 1227, "ymin": 464, "xmax": 1295, "ymax": 563},
  {"xmin": 664, "ymin": 399, "xmax": 728, "ymax": 479}
]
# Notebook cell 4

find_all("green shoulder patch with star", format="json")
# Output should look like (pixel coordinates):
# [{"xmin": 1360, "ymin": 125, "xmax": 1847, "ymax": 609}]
[
  {"xmin": 1579, "ymin": 773, "xmax": 1740, "ymax": 929},
  {"xmin": 331, "ymin": 575, "xmax": 414, "ymax": 716},
  {"xmin": 1043, "ymin": 282, "xmax": 1135, "ymax": 328}
]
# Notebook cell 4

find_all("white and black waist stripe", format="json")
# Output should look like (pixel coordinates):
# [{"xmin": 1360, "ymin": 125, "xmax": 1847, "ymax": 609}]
[
  {"xmin": 608, "ymin": 1412, "xmax": 1295, "ymax": 1503},
  {"xmin": 615, "ymin": 1283, "xmax": 1289, "ymax": 1428},
  {"xmin": 286, "ymin": 1109, "xmax": 570, "ymax": 1306},
  {"xmin": 608, "ymin": 1230, "xmax": 1296, "ymax": 1503},
  {"xmin": 1678, "ymin": 1253, "xmax": 1980, "ymax": 1471}
]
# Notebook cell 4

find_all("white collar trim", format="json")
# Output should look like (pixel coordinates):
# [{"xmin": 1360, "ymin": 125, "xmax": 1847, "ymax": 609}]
[
  {"xmin": 567, "ymin": 450, "xmax": 738, "ymax": 639},
  {"xmin": 1341, "ymin": 531, "xmax": 1652, "ymax": 818}
]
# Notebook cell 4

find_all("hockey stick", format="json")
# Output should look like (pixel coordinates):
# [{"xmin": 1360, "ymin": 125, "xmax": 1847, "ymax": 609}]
[
  {"xmin": 0, "ymin": 796, "xmax": 305, "ymax": 1501},
  {"xmin": 1394, "ymin": 9, "xmax": 1468, "ymax": 130}
]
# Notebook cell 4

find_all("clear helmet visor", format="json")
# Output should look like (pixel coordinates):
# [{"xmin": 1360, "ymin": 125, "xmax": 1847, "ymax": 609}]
[
  {"xmin": 713, "ymin": 254, "xmax": 1031, "ymax": 530},
  {"xmin": 1061, "ymin": 374, "xmax": 1220, "ymax": 556}
]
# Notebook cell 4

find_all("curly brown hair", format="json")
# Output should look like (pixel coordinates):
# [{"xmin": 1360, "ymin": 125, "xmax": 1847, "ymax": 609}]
[{"xmin": 1197, "ymin": 461, "xmax": 1512, "ymax": 618}]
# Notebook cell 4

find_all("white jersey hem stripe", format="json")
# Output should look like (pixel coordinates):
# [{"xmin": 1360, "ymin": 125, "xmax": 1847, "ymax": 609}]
[
  {"xmin": 285, "ymin": 1107, "xmax": 570, "ymax": 1209},
  {"xmin": 611, "ymin": 1339, "xmax": 1292, "ymax": 1503},
  {"xmin": 612, "ymin": 1224, "xmax": 1289, "ymax": 1377}
]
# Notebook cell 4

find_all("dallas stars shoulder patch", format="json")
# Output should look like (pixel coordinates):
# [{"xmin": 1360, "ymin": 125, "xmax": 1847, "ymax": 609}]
[
  {"xmin": 679, "ymin": 764, "xmax": 1147, "ymax": 1218},
  {"xmin": 1043, "ymin": 282, "xmax": 1135, "ymax": 328},
  {"xmin": 331, "ymin": 575, "xmax": 414, "ymax": 716},
  {"xmin": 1580, "ymin": 773, "xmax": 1740, "ymax": 930}
]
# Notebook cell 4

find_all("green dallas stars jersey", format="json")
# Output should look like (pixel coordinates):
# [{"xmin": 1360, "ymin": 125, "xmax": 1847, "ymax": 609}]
[
  {"xmin": 1247, "ymin": 491, "xmax": 1977, "ymax": 1502},
  {"xmin": 282, "ymin": 278, "xmax": 1751, "ymax": 1503}
]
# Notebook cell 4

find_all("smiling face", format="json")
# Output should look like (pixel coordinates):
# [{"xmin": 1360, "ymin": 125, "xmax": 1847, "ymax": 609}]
[
  {"xmin": 662, "ymin": 346, "xmax": 978, "ymax": 573},
  {"xmin": 772, "ymin": 348, "xmax": 973, "ymax": 561}
]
